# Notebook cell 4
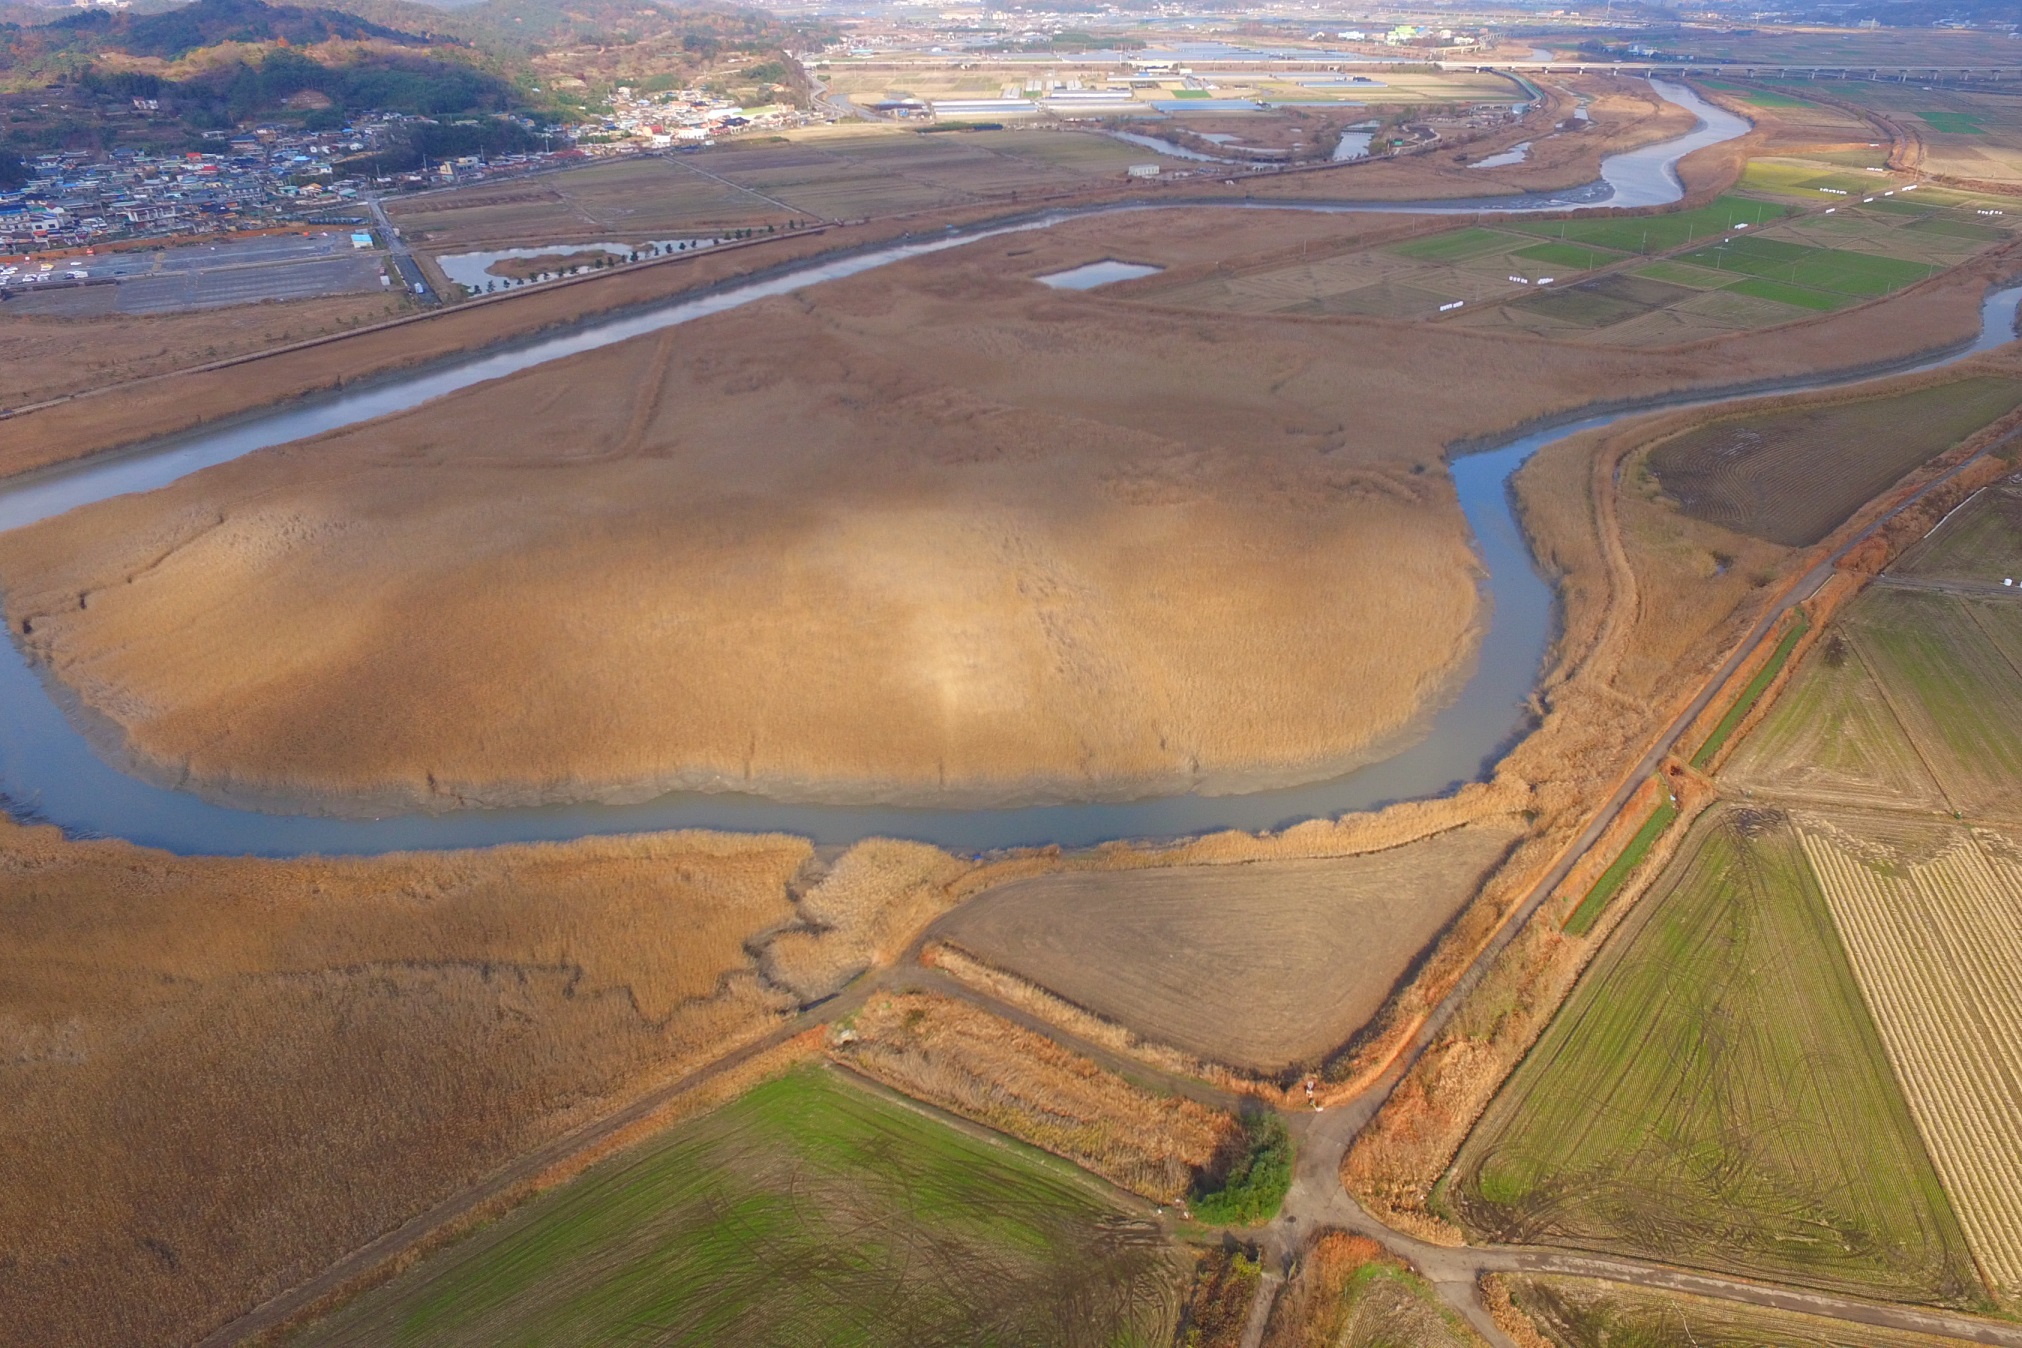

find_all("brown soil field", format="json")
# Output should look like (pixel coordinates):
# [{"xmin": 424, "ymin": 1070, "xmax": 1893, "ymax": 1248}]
[
  {"xmin": 0, "ymin": 289, "xmax": 404, "ymax": 413},
  {"xmin": 0, "ymin": 817, "xmax": 809, "ymax": 1348},
  {"xmin": 931, "ymin": 820, "xmax": 1523, "ymax": 1075},
  {"xmin": 388, "ymin": 156, "xmax": 796, "ymax": 249},
  {"xmin": 828, "ymin": 990, "xmax": 1240, "ymax": 1204},
  {"xmin": 1646, "ymin": 376, "xmax": 2022, "ymax": 546},
  {"xmin": 1508, "ymin": 1275, "xmax": 1975, "ymax": 1348},
  {"xmin": 1, "ymin": 208, "xmax": 2000, "ymax": 813},
  {"xmin": 388, "ymin": 128, "xmax": 1180, "ymax": 252},
  {"xmin": 1798, "ymin": 813, "xmax": 2022, "ymax": 1297}
]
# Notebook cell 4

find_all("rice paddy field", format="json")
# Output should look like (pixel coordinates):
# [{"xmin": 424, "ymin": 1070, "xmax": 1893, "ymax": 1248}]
[
  {"xmin": 1894, "ymin": 481, "xmax": 2022, "ymax": 586},
  {"xmin": 290, "ymin": 1066, "xmax": 1185, "ymax": 1347},
  {"xmin": 1645, "ymin": 376, "xmax": 2022, "ymax": 546},
  {"xmin": 1462, "ymin": 534, "xmax": 2022, "ymax": 1312},
  {"xmin": 1839, "ymin": 587, "xmax": 2022, "ymax": 819},
  {"xmin": 1450, "ymin": 806, "xmax": 1982, "ymax": 1305},
  {"xmin": 1138, "ymin": 184, "xmax": 2017, "ymax": 342},
  {"xmin": 1721, "ymin": 630, "xmax": 1949, "ymax": 812}
]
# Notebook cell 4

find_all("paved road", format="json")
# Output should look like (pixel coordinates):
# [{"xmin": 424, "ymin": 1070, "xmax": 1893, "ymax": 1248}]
[{"xmin": 368, "ymin": 195, "xmax": 434, "ymax": 301}]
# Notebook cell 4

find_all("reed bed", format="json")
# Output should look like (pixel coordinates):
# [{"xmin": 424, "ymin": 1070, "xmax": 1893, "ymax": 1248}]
[
  {"xmin": 832, "ymin": 991, "xmax": 1239, "ymax": 1204},
  {"xmin": 0, "ymin": 818, "xmax": 819, "ymax": 1348}
]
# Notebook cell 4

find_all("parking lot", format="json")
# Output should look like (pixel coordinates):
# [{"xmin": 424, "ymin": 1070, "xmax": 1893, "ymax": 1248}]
[{"xmin": 0, "ymin": 230, "xmax": 387, "ymax": 315}]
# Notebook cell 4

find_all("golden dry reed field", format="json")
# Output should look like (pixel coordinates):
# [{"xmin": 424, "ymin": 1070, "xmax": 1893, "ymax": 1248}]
[
  {"xmin": 0, "ymin": 206, "xmax": 2000, "ymax": 815},
  {"xmin": 1799, "ymin": 818, "xmax": 2022, "ymax": 1297},
  {"xmin": 0, "ymin": 814, "xmax": 981, "ymax": 1348}
]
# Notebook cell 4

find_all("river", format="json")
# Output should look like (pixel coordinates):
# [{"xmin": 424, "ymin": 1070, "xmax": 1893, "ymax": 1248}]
[{"xmin": 1, "ymin": 82, "xmax": 2006, "ymax": 856}]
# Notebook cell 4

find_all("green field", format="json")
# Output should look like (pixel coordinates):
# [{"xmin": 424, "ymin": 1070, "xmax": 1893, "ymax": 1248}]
[
  {"xmin": 1702, "ymin": 83, "xmax": 1819, "ymax": 110},
  {"xmin": 1896, "ymin": 483, "xmax": 2022, "ymax": 585},
  {"xmin": 1565, "ymin": 792, "xmax": 1679, "ymax": 936},
  {"xmin": 1922, "ymin": 112, "xmax": 1986, "ymax": 136},
  {"xmin": 1391, "ymin": 226, "xmax": 1518, "ymax": 262},
  {"xmin": 294, "ymin": 1068, "xmax": 1182, "ymax": 1347},
  {"xmin": 1681, "ymin": 235, "xmax": 1934, "ymax": 300},
  {"xmin": 1509, "ymin": 195, "xmax": 1790, "ymax": 255},
  {"xmin": 1513, "ymin": 241, "xmax": 1628, "ymax": 271},
  {"xmin": 1726, "ymin": 276, "xmax": 1849, "ymax": 311},
  {"xmin": 1452, "ymin": 808, "xmax": 1981, "ymax": 1305},
  {"xmin": 1847, "ymin": 587, "xmax": 2022, "ymax": 819},
  {"xmin": 1739, "ymin": 160, "xmax": 1892, "ymax": 198},
  {"xmin": 1692, "ymin": 613, "xmax": 1810, "ymax": 769},
  {"xmin": 1720, "ymin": 632, "xmax": 1947, "ymax": 813}
]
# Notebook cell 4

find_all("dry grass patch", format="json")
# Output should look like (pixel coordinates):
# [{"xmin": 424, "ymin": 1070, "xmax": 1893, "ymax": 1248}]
[
  {"xmin": 830, "ymin": 991, "xmax": 1240, "ymax": 1204},
  {"xmin": 934, "ymin": 821, "xmax": 1523, "ymax": 1077},
  {"xmin": 0, "ymin": 819, "xmax": 976, "ymax": 1348},
  {"xmin": 760, "ymin": 839, "xmax": 971, "ymax": 1003},
  {"xmin": 0, "ymin": 290, "xmax": 403, "ymax": 412},
  {"xmin": 0, "ymin": 818, "xmax": 812, "ymax": 1348},
  {"xmin": 1262, "ymin": 1232, "xmax": 1484, "ymax": 1348},
  {"xmin": 1175, "ymin": 1244, "xmax": 1263, "ymax": 1348}
]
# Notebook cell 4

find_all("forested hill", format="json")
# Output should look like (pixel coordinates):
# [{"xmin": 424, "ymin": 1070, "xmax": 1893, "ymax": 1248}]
[{"xmin": 21, "ymin": 0, "xmax": 434, "ymax": 60}]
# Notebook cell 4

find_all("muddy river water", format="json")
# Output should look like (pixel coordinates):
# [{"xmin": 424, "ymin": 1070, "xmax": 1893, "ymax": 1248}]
[{"xmin": 1, "ymin": 83, "xmax": 2015, "ymax": 854}]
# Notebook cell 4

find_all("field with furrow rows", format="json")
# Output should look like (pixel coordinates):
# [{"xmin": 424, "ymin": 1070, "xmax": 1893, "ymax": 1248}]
[{"xmin": 1800, "ymin": 823, "xmax": 2022, "ymax": 1298}]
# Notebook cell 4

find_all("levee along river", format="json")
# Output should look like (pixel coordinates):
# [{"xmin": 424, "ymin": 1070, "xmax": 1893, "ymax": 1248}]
[{"xmin": 1, "ymin": 83, "xmax": 2006, "ymax": 856}]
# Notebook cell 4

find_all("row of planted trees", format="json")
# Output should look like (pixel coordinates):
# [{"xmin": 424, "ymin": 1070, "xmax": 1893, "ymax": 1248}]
[{"xmin": 451, "ymin": 219, "xmax": 821, "ymax": 297}]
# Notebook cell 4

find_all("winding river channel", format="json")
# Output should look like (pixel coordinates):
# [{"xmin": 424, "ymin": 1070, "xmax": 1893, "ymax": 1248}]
[{"xmin": 1, "ymin": 83, "xmax": 2015, "ymax": 856}]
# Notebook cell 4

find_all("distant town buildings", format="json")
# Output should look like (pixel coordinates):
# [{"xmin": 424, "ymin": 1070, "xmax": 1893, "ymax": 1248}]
[
  {"xmin": 590, "ymin": 86, "xmax": 811, "ymax": 148},
  {"xmin": 0, "ymin": 116, "xmax": 573, "ymax": 257}
]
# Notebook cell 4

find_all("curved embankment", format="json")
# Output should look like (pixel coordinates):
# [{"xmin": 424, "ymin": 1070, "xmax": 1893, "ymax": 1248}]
[{"xmin": 0, "ymin": 82, "xmax": 1996, "ymax": 857}]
